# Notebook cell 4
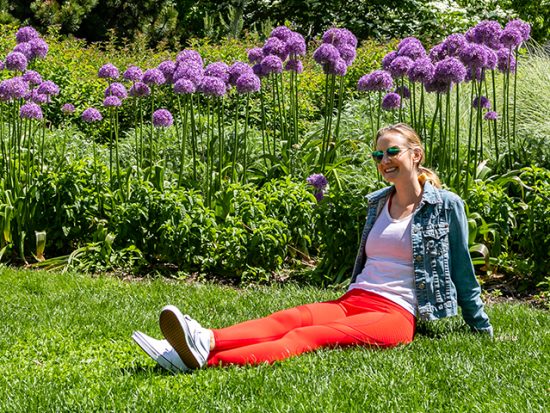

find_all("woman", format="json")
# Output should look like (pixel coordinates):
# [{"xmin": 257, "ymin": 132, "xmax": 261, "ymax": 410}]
[{"xmin": 132, "ymin": 123, "xmax": 492, "ymax": 373}]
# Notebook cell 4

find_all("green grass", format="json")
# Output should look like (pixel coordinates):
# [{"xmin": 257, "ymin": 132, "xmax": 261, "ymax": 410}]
[{"xmin": 0, "ymin": 267, "xmax": 548, "ymax": 412}]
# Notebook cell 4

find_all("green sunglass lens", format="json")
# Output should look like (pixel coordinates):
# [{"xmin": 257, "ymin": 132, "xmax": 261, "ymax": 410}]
[
  {"xmin": 387, "ymin": 147, "xmax": 402, "ymax": 156},
  {"xmin": 371, "ymin": 151, "xmax": 384, "ymax": 162}
]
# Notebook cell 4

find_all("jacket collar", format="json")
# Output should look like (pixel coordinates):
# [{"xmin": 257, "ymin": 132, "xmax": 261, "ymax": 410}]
[{"xmin": 366, "ymin": 180, "xmax": 442, "ymax": 205}]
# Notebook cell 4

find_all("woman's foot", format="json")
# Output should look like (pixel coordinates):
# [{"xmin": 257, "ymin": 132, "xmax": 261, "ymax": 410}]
[
  {"xmin": 159, "ymin": 305, "xmax": 211, "ymax": 369},
  {"xmin": 131, "ymin": 331, "xmax": 189, "ymax": 373}
]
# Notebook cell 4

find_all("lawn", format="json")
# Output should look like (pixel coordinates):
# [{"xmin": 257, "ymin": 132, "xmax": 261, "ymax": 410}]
[{"xmin": 0, "ymin": 267, "xmax": 548, "ymax": 412}]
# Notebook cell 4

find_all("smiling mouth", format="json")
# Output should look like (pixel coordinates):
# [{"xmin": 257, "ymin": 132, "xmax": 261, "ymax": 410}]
[{"xmin": 384, "ymin": 167, "xmax": 397, "ymax": 173}]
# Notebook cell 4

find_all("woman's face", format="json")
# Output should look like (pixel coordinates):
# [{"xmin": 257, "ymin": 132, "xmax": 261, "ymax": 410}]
[{"xmin": 375, "ymin": 131, "xmax": 421, "ymax": 184}]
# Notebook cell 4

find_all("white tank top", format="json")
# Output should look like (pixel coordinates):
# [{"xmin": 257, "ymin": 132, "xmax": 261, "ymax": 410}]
[{"xmin": 348, "ymin": 198, "xmax": 417, "ymax": 315}]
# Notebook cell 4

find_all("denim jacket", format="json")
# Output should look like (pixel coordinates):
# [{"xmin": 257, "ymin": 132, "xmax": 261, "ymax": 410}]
[{"xmin": 350, "ymin": 181, "xmax": 493, "ymax": 335}]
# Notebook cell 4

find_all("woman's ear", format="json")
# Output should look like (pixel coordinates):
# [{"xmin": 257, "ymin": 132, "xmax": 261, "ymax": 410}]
[{"xmin": 412, "ymin": 148, "xmax": 423, "ymax": 164}]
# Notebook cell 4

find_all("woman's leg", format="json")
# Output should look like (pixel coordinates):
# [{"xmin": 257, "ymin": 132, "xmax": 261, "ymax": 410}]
[
  {"xmin": 207, "ymin": 305, "xmax": 415, "ymax": 366},
  {"xmin": 211, "ymin": 299, "xmax": 348, "ymax": 352}
]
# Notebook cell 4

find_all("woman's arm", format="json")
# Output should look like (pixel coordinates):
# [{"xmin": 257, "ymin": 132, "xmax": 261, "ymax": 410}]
[{"xmin": 448, "ymin": 197, "xmax": 493, "ymax": 336}]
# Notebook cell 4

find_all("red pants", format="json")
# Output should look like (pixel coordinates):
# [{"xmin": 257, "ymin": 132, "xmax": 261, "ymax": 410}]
[{"xmin": 207, "ymin": 289, "xmax": 415, "ymax": 367}]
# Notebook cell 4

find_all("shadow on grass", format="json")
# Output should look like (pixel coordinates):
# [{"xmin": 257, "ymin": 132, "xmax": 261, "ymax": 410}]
[{"xmin": 120, "ymin": 364, "xmax": 178, "ymax": 376}]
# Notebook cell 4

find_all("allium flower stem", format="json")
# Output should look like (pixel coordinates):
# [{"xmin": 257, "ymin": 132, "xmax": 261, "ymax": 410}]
[
  {"xmin": 176, "ymin": 95, "xmax": 187, "ymax": 188},
  {"xmin": 189, "ymin": 95, "xmax": 198, "ymax": 181},
  {"xmin": 259, "ymin": 88, "xmax": 269, "ymax": 167},
  {"xmin": 491, "ymin": 71, "xmax": 499, "ymax": 161},
  {"xmin": 428, "ymin": 94, "xmax": 440, "ymax": 165},
  {"xmin": 512, "ymin": 47, "xmax": 519, "ymax": 149},
  {"xmin": 331, "ymin": 75, "xmax": 346, "ymax": 163},
  {"xmin": 242, "ymin": 93, "xmax": 251, "ymax": 183},
  {"xmin": 454, "ymin": 85, "xmax": 461, "ymax": 191},
  {"xmin": 217, "ymin": 98, "xmax": 224, "ymax": 190},
  {"xmin": 466, "ymin": 82, "xmax": 475, "ymax": 192}
]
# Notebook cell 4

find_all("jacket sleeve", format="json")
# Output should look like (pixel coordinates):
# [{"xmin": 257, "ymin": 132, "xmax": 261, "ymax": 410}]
[{"xmin": 448, "ymin": 197, "xmax": 493, "ymax": 337}]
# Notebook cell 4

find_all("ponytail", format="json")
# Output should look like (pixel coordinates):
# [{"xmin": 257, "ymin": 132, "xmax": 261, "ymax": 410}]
[{"xmin": 418, "ymin": 166, "xmax": 442, "ymax": 188}]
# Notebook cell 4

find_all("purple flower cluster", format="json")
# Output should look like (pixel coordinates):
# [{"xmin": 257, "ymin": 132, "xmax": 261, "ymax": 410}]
[
  {"xmin": 142, "ymin": 68, "xmax": 166, "ymax": 86},
  {"xmin": 197, "ymin": 76, "xmax": 226, "ymax": 97},
  {"xmin": 313, "ymin": 28, "xmax": 357, "ymax": 76},
  {"xmin": 249, "ymin": 26, "xmax": 306, "ymax": 76},
  {"xmin": 62, "ymin": 103, "xmax": 75, "ymax": 114},
  {"xmin": 472, "ymin": 96, "xmax": 491, "ymax": 110},
  {"xmin": 5, "ymin": 52, "xmax": 28, "ymax": 72},
  {"xmin": 307, "ymin": 173, "xmax": 329, "ymax": 202},
  {"xmin": 228, "ymin": 61, "xmax": 260, "ymax": 94},
  {"xmin": 81, "ymin": 108, "xmax": 103, "ymax": 123},
  {"xmin": 129, "ymin": 82, "xmax": 151, "ymax": 97},
  {"xmin": 381, "ymin": 92, "xmax": 401, "ymax": 111},
  {"xmin": 20, "ymin": 102, "xmax": 43, "ymax": 120},
  {"xmin": 98, "ymin": 63, "xmax": 120, "ymax": 80},
  {"xmin": 153, "ymin": 109, "xmax": 173, "ymax": 127},
  {"xmin": 104, "ymin": 82, "xmax": 128, "ymax": 99},
  {"xmin": 123, "ymin": 66, "xmax": 143, "ymax": 82},
  {"xmin": 484, "ymin": 111, "xmax": 498, "ymax": 121},
  {"xmin": 103, "ymin": 96, "xmax": 122, "ymax": 107},
  {"xmin": 360, "ymin": 19, "xmax": 531, "ymax": 97},
  {"xmin": 357, "ymin": 70, "xmax": 393, "ymax": 92},
  {"xmin": 10, "ymin": 26, "xmax": 48, "ymax": 64}
]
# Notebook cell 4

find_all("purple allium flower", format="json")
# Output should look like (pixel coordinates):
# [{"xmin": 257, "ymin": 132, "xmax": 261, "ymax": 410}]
[
  {"xmin": 81, "ymin": 108, "xmax": 102, "ymax": 122},
  {"xmin": 458, "ymin": 43, "xmax": 487, "ymax": 68},
  {"xmin": 313, "ymin": 43, "xmax": 340, "ymax": 65},
  {"xmin": 395, "ymin": 85, "xmax": 411, "ymax": 99},
  {"xmin": 473, "ymin": 20, "xmax": 503, "ymax": 49},
  {"xmin": 306, "ymin": 173, "xmax": 328, "ymax": 190},
  {"xmin": 153, "ymin": 109, "xmax": 173, "ymax": 127},
  {"xmin": 484, "ymin": 111, "xmax": 498, "ymax": 120},
  {"xmin": 465, "ymin": 27, "xmax": 476, "ymax": 42},
  {"xmin": 270, "ymin": 26, "xmax": 293, "ymax": 42},
  {"xmin": 434, "ymin": 57, "xmax": 466, "ymax": 84},
  {"xmin": 197, "ymin": 76, "xmax": 227, "ymax": 97},
  {"xmin": 129, "ymin": 81, "xmax": 151, "ymax": 97},
  {"xmin": 382, "ymin": 51, "xmax": 398, "ymax": 70},
  {"xmin": 176, "ymin": 49, "xmax": 203, "ymax": 66},
  {"xmin": 397, "ymin": 37, "xmax": 423, "ymax": 51},
  {"xmin": 1, "ymin": 77, "xmax": 28, "ymax": 100},
  {"xmin": 25, "ymin": 89, "xmax": 48, "ymax": 104},
  {"xmin": 204, "ymin": 62, "xmax": 230, "ymax": 84},
  {"xmin": 484, "ymin": 47, "xmax": 498, "ymax": 70},
  {"xmin": 158, "ymin": 60, "xmax": 177, "ymax": 84},
  {"xmin": 20, "ymin": 102, "xmax": 43, "ymax": 120},
  {"xmin": 37, "ymin": 80, "xmax": 59, "ymax": 96},
  {"xmin": 173, "ymin": 61, "xmax": 204, "ymax": 85},
  {"xmin": 284, "ymin": 59, "xmax": 304, "ymax": 73},
  {"xmin": 322, "ymin": 28, "xmax": 344, "ymax": 45},
  {"xmin": 338, "ymin": 43, "xmax": 357, "ymax": 66},
  {"xmin": 62, "ymin": 103, "xmax": 75, "ymax": 114},
  {"xmin": 465, "ymin": 67, "xmax": 485, "ymax": 82},
  {"xmin": 428, "ymin": 43, "xmax": 447, "ymax": 63},
  {"xmin": 5, "ymin": 52, "xmax": 28, "ymax": 72},
  {"xmin": 397, "ymin": 37, "xmax": 426, "ymax": 60},
  {"xmin": 22, "ymin": 70, "xmax": 42, "ymax": 85},
  {"xmin": 247, "ymin": 47, "xmax": 265, "ymax": 64},
  {"xmin": 103, "ymin": 96, "xmax": 122, "ymax": 107},
  {"xmin": 13, "ymin": 42, "xmax": 33, "ymax": 60},
  {"xmin": 496, "ymin": 48, "xmax": 516, "ymax": 73},
  {"xmin": 98, "ymin": 63, "xmax": 120, "ymax": 80},
  {"xmin": 339, "ymin": 28, "xmax": 358, "ymax": 48},
  {"xmin": 472, "ymin": 95, "xmax": 491, "ymax": 109},
  {"xmin": 228, "ymin": 61, "xmax": 253, "ymax": 86},
  {"xmin": 263, "ymin": 37, "xmax": 288, "ymax": 60},
  {"xmin": 236, "ymin": 73, "xmax": 261, "ymax": 94},
  {"xmin": 314, "ymin": 191, "xmax": 324, "ymax": 202},
  {"xmin": 260, "ymin": 55, "xmax": 283, "ymax": 75},
  {"xmin": 286, "ymin": 32, "xmax": 307, "ymax": 56},
  {"xmin": 357, "ymin": 70, "xmax": 394, "ymax": 92},
  {"xmin": 174, "ymin": 79, "xmax": 196, "ymax": 94},
  {"xmin": 442, "ymin": 34, "xmax": 467, "ymax": 56},
  {"xmin": 142, "ymin": 68, "xmax": 166, "ymax": 85},
  {"xmin": 408, "ymin": 57, "xmax": 435, "ymax": 83},
  {"xmin": 382, "ymin": 92, "xmax": 401, "ymax": 110},
  {"xmin": 389, "ymin": 56, "xmax": 413, "ymax": 78},
  {"xmin": 28, "ymin": 38, "xmax": 48, "ymax": 59},
  {"xmin": 16, "ymin": 26, "xmax": 40, "ymax": 44},
  {"xmin": 123, "ymin": 65, "xmax": 143, "ymax": 82},
  {"xmin": 505, "ymin": 19, "xmax": 531, "ymax": 42},
  {"xmin": 324, "ymin": 58, "xmax": 347, "ymax": 76},
  {"xmin": 500, "ymin": 27, "xmax": 523, "ymax": 48},
  {"xmin": 252, "ymin": 63, "xmax": 264, "ymax": 77},
  {"xmin": 104, "ymin": 82, "xmax": 127, "ymax": 99}
]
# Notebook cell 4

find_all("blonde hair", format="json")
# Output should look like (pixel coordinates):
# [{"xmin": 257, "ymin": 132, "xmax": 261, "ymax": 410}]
[{"xmin": 375, "ymin": 123, "xmax": 442, "ymax": 188}]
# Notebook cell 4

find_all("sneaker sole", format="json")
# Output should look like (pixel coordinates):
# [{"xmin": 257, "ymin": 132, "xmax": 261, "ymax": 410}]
[
  {"xmin": 131, "ymin": 331, "xmax": 180, "ymax": 374},
  {"xmin": 159, "ymin": 307, "xmax": 201, "ymax": 369}
]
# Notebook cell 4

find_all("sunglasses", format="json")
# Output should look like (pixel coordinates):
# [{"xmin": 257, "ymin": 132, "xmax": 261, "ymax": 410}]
[{"xmin": 371, "ymin": 146, "xmax": 411, "ymax": 163}]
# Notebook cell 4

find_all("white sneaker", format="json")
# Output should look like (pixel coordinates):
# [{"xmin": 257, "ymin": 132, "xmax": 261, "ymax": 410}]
[
  {"xmin": 159, "ymin": 305, "xmax": 211, "ymax": 369},
  {"xmin": 131, "ymin": 330, "xmax": 189, "ymax": 373}
]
